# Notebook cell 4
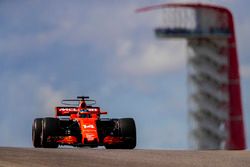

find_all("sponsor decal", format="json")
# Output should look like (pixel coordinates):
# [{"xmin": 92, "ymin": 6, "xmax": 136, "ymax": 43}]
[
  {"xmin": 87, "ymin": 108, "xmax": 99, "ymax": 112},
  {"xmin": 58, "ymin": 108, "xmax": 78, "ymax": 112},
  {"xmin": 83, "ymin": 124, "xmax": 95, "ymax": 129}
]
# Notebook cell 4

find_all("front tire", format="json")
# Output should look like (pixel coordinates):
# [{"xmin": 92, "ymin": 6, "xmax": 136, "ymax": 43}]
[
  {"xmin": 105, "ymin": 118, "xmax": 136, "ymax": 149},
  {"xmin": 119, "ymin": 118, "xmax": 136, "ymax": 149},
  {"xmin": 41, "ymin": 117, "xmax": 59, "ymax": 148},
  {"xmin": 32, "ymin": 118, "xmax": 42, "ymax": 148}
]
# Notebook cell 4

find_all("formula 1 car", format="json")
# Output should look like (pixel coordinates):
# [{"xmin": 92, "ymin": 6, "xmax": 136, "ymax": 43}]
[{"xmin": 32, "ymin": 96, "xmax": 136, "ymax": 149}]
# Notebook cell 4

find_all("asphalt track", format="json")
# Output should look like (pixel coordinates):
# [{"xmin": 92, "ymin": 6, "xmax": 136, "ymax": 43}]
[{"xmin": 0, "ymin": 147, "xmax": 249, "ymax": 167}]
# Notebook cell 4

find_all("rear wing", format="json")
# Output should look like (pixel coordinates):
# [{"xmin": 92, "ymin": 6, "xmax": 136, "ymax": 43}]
[{"xmin": 55, "ymin": 107, "xmax": 107, "ymax": 117}]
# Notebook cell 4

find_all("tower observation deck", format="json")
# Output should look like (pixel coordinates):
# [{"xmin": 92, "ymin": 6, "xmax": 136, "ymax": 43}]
[{"xmin": 137, "ymin": 3, "xmax": 246, "ymax": 149}]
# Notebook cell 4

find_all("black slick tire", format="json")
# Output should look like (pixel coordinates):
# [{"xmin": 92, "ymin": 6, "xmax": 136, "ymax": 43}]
[
  {"xmin": 105, "ymin": 118, "xmax": 136, "ymax": 149},
  {"xmin": 119, "ymin": 118, "xmax": 136, "ymax": 149},
  {"xmin": 41, "ymin": 117, "xmax": 59, "ymax": 148},
  {"xmin": 32, "ymin": 118, "xmax": 42, "ymax": 148}
]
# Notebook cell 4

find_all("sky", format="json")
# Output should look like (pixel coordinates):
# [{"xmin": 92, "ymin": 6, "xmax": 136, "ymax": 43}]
[{"xmin": 0, "ymin": 0, "xmax": 249, "ymax": 149}]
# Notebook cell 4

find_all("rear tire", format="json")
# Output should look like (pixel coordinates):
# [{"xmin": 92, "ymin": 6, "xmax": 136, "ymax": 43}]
[
  {"xmin": 32, "ymin": 118, "xmax": 42, "ymax": 148},
  {"xmin": 41, "ymin": 117, "xmax": 59, "ymax": 148}
]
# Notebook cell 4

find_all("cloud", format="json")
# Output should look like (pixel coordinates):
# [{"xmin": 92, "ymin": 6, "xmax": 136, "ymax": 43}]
[
  {"xmin": 237, "ymin": 20, "xmax": 250, "ymax": 58},
  {"xmin": 116, "ymin": 40, "xmax": 186, "ymax": 76},
  {"xmin": 0, "ymin": 1, "xmax": 187, "ymax": 77},
  {"xmin": 0, "ymin": 73, "xmax": 65, "ymax": 146},
  {"xmin": 240, "ymin": 65, "xmax": 250, "ymax": 79}
]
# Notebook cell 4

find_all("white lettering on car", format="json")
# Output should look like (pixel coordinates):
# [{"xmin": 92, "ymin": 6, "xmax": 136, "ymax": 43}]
[
  {"xmin": 87, "ymin": 108, "xmax": 99, "ymax": 112},
  {"xmin": 59, "ymin": 108, "xmax": 78, "ymax": 112},
  {"xmin": 83, "ymin": 125, "xmax": 95, "ymax": 129}
]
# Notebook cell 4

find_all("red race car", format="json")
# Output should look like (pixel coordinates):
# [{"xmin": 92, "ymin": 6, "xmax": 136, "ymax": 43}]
[{"xmin": 32, "ymin": 96, "xmax": 136, "ymax": 149}]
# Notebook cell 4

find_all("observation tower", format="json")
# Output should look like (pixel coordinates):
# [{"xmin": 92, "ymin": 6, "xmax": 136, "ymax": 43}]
[{"xmin": 136, "ymin": 3, "xmax": 246, "ymax": 149}]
